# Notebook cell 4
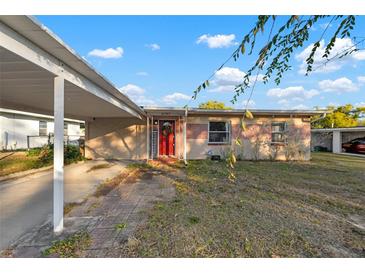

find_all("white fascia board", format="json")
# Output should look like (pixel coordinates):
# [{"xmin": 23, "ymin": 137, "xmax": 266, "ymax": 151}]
[
  {"xmin": 0, "ymin": 108, "xmax": 84, "ymax": 123},
  {"xmin": 0, "ymin": 21, "xmax": 142, "ymax": 120}
]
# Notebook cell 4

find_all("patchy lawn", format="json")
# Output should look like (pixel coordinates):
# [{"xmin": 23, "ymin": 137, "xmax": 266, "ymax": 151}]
[
  {"xmin": 120, "ymin": 153, "xmax": 365, "ymax": 257},
  {"xmin": 0, "ymin": 151, "xmax": 50, "ymax": 177}
]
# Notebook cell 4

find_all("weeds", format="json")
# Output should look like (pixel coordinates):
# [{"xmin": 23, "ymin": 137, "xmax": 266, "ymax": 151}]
[
  {"xmin": 115, "ymin": 223, "xmax": 127, "ymax": 232},
  {"xmin": 118, "ymin": 153, "xmax": 365, "ymax": 258},
  {"xmin": 42, "ymin": 231, "xmax": 91, "ymax": 258}
]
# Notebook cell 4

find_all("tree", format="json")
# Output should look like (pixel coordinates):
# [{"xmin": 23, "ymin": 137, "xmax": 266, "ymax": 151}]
[
  {"xmin": 312, "ymin": 104, "xmax": 365, "ymax": 128},
  {"xmin": 198, "ymin": 100, "xmax": 233, "ymax": 110},
  {"xmin": 192, "ymin": 16, "xmax": 359, "ymax": 104},
  {"xmin": 190, "ymin": 15, "xmax": 360, "ymax": 180}
]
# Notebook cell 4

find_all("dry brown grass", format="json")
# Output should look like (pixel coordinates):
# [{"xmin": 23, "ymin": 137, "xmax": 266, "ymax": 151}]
[
  {"xmin": 92, "ymin": 164, "xmax": 146, "ymax": 197},
  {"xmin": 118, "ymin": 153, "xmax": 365, "ymax": 258},
  {"xmin": 0, "ymin": 151, "xmax": 48, "ymax": 177}
]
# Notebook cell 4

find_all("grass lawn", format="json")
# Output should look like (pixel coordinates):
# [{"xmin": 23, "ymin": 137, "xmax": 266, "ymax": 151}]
[
  {"xmin": 120, "ymin": 153, "xmax": 365, "ymax": 257},
  {"xmin": 0, "ymin": 151, "xmax": 50, "ymax": 177}
]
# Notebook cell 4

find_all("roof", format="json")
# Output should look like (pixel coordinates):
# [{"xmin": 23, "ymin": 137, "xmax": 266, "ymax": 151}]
[
  {"xmin": 311, "ymin": 127, "xmax": 365, "ymax": 132},
  {"xmin": 0, "ymin": 15, "xmax": 145, "ymax": 118},
  {"xmin": 143, "ymin": 107, "xmax": 326, "ymax": 116},
  {"xmin": 0, "ymin": 108, "xmax": 84, "ymax": 124}
]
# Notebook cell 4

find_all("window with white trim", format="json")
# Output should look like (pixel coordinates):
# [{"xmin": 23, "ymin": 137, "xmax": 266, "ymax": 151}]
[
  {"xmin": 208, "ymin": 121, "xmax": 230, "ymax": 144},
  {"xmin": 271, "ymin": 122, "xmax": 287, "ymax": 144},
  {"xmin": 39, "ymin": 121, "xmax": 47, "ymax": 136},
  {"xmin": 64, "ymin": 123, "xmax": 68, "ymax": 136}
]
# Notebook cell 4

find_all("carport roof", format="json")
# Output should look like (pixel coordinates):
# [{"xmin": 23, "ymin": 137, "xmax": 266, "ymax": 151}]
[
  {"xmin": 311, "ymin": 127, "xmax": 365, "ymax": 132},
  {"xmin": 0, "ymin": 16, "xmax": 145, "ymax": 120}
]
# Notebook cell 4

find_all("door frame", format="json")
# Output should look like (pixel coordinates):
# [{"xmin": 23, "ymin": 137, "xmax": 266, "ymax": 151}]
[{"xmin": 158, "ymin": 119, "xmax": 176, "ymax": 157}]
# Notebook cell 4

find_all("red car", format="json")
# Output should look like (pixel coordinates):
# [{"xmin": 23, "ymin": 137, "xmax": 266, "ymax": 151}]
[{"xmin": 342, "ymin": 137, "xmax": 365, "ymax": 154}]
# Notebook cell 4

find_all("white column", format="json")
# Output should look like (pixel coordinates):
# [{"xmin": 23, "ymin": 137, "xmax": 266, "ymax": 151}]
[
  {"xmin": 332, "ymin": 131, "xmax": 342, "ymax": 153},
  {"xmin": 53, "ymin": 76, "xmax": 64, "ymax": 233},
  {"xmin": 146, "ymin": 116, "xmax": 150, "ymax": 160},
  {"xmin": 183, "ymin": 110, "xmax": 187, "ymax": 164}
]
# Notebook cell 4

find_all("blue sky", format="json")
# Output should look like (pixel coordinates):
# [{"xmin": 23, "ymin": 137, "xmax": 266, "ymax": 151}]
[{"xmin": 37, "ymin": 16, "xmax": 365, "ymax": 110}]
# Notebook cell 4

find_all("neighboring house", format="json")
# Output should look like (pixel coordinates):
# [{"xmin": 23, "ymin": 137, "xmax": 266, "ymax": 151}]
[
  {"xmin": 85, "ymin": 107, "xmax": 321, "ymax": 161},
  {"xmin": 0, "ymin": 108, "xmax": 84, "ymax": 150},
  {"xmin": 311, "ymin": 127, "xmax": 365, "ymax": 153}
]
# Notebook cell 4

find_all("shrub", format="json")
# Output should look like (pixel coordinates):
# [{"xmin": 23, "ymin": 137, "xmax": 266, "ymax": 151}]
[
  {"xmin": 37, "ymin": 144, "xmax": 82, "ymax": 165},
  {"xmin": 38, "ymin": 144, "xmax": 54, "ymax": 165},
  {"xmin": 64, "ymin": 144, "xmax": 82, "ymax": 164},
  {"xmin": 26, "ymin": 147, "xmax": 42, "ymax": 157}
]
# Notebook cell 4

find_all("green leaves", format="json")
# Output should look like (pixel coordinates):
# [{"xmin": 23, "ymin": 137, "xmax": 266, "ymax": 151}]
[{"xmin": 190, "ymin": 15, "xmax": 358, "ymax": 107}]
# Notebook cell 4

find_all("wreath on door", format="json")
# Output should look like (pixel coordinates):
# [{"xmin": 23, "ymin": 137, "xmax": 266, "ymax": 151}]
[{"xmin": 162, "ymin": 122, "xmax": 173, "ymax": 136}]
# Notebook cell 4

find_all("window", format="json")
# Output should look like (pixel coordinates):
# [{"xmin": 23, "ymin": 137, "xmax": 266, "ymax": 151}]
[
  {"xmin": 208, "ymin": 121, "xmax": 230, "ymax": 144},
  {"xmin": 39, "ymin": 121, "xmax": 47, "ymax": 136},
  {"xmin": 64, "ymin": 123, "xmax": 68, "ymax": 136},
  {"xmin": 271, "ymin": 122, "xmax": 287, "ymax": 144}
]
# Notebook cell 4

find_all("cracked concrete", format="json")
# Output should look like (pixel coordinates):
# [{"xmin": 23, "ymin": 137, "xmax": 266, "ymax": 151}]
[{"xmin": 2, "ymin": 166, "xmax": 176, "ymax": 258}]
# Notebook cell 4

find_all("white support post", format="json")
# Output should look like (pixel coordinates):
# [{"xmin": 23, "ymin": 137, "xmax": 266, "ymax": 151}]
[
  {"xmin": 53, "ymin": 76, "xmax": 64, "ymax": 233},
  {"xmin": 332, "ymin": 130, "xmax": 342, "ymax": 153},
  {"xmin": 146, "ymin": 116, "xmax": 150, "ymax": 160},
  {"xmin": 183, "ymin": 109, "xmax": 187, "ymax": 164},
  {"xmin": 152, "ymin": 116, "xmax": 154, "ymax": 159}
]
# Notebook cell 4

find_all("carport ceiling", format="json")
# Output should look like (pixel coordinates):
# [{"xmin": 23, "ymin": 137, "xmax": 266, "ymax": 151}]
[{"xmin": 0, "ymin": 46, "xmax": 135, "ymax": 120}]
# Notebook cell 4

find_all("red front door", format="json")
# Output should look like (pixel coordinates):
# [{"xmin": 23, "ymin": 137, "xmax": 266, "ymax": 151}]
[{"xmin": 159, "ymin": 120, "xmax": 175, "ymax": 156}]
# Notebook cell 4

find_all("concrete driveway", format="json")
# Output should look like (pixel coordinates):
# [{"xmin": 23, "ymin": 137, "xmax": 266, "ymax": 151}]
[{"xmin": 0, "ymin": 160, "xmax": 127, "ymax": 251}]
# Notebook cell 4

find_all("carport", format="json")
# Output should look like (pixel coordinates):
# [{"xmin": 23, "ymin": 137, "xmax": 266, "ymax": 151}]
[
  {"xmin": 0, "ymin": 16, "xmax": 146, "ymax": 232},
  {"xmin": 311, "ymin": 127, "xmax": 365, "ymax": 154}
]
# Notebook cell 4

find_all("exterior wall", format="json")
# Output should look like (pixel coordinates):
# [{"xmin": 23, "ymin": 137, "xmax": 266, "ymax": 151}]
[
  {"xmin": 0, "ymin": 111, "xmax": 82, "ymax": 150},
  {"xmin": 311, "ymin": 132, "xmax": 333, "ymax": 151},
  {"xmin": 186, "ymin": 115, "xmax": 311, "ymax": 161},
  {"xmin": 83, "ymin": 114, "xmax": 311, "ymax": 161},
  {"xmin": 85, "ymin": 117, "xmax": 147, "ymax": 160},
  {"xmin": 0, "ymin": 112, "xmax": 41, "ymax": 149},
  {"xmin": 311, "ymin": 130, "xmax": 365, "ymax": 152},
  {"xmin": 342, "ymin": 131, "xmax": 365, "ymax": 143}
]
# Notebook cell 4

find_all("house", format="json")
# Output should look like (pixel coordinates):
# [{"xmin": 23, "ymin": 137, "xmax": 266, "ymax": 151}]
[
  {"xmin": 0, "ymin": 108, "xmax": 84, "ymax": 150},
  {"xmin": 311, "ymin": 126, "xmax": 365, "ymax": 153},
  {"xmin": 85, "ymin": 107, "xmax": 322, "ymax": 161},
  {"xmin": 0, "ymin": 15, "xmax": 324, "ymax": 232}
]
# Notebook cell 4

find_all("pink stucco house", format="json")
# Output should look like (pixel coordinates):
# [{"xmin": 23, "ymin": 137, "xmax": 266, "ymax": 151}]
[{"xmin": 85, "ymin": 107, "xmax": 322, "ymax": 161}]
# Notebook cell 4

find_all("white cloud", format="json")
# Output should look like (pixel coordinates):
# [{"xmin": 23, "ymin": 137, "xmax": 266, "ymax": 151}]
[
  {"xmin": 292, "ymin": 104, "xmax": 309, "ymax": 110},
  {"xmin": 136, "ymin": 71, "xmax": 149, "ymax": 76},
  {"xmin": 318, "ymin": 77, "xmax": 358, "ymax": 92},
  {"xmin": 353, "ymin": 50, "xmax": 365, "ymax": 61},
  {"xmin": 319, "ymin": 22, "xmax": 332, "ymax": 30},
  {"xmin": 328, "ymin": 102, "xmax": 339, "ymax": 107},
  {"xmin": 355, "ymin": 102, "xmax": 365, "ymax": 107},
  {"xmin": 88, "ymin": 47, "xmax": 124, "ymax": 59},
  {"xmin": 267, "ymin": 86, "xmax": 319, "ymax": 100},
  {"xmin": 209, "ymin": 67, "xmax": 264, "ymax": 93},
  {"xmin": 278, "ymin": 99, "xmax": 289, "ymax": 105},
  {"xmin": 295, "ymin": 38, "xmax": 365, "ymax": 74},
  {"xmin": 196, "ymin": 34, "xmax": 238, "ymax": 48},
  {"xmin": 119, "ymin": 84, "xmax": 156, "ymax": 106},
  {"xmin": 357, "ymin": 76, "xmax": 365, "ymax": 83},
  {"xmin": 145, "ymin": 43, "xmax": 160, "ymax": 51},
  {"xmin": 242, "ymin": 99, "xmax": 256, "ymax": 108},
  {"xmin": 267, "ymin": 86, "xmax": 319, "ymax": 108},
  {"xmin": 119, "ymin": 84, "xmax": 145, "ymax": 95},
  {"xmin": 162, "ymin": 92, "xmax": 190, "ymax": 104},
  {"xmin": 213, "ymin": 67, "xmax": 245, "ymax": 86}
]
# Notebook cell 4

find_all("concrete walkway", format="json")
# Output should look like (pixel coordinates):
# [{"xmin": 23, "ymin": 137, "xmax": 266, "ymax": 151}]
[
  {"xmin": 0, "ymin": 160, "xmax": 127, "ymax": 251},
  {"xmin": 3, "ymin": 166, "xmax": 176, "ymax": 257}
]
